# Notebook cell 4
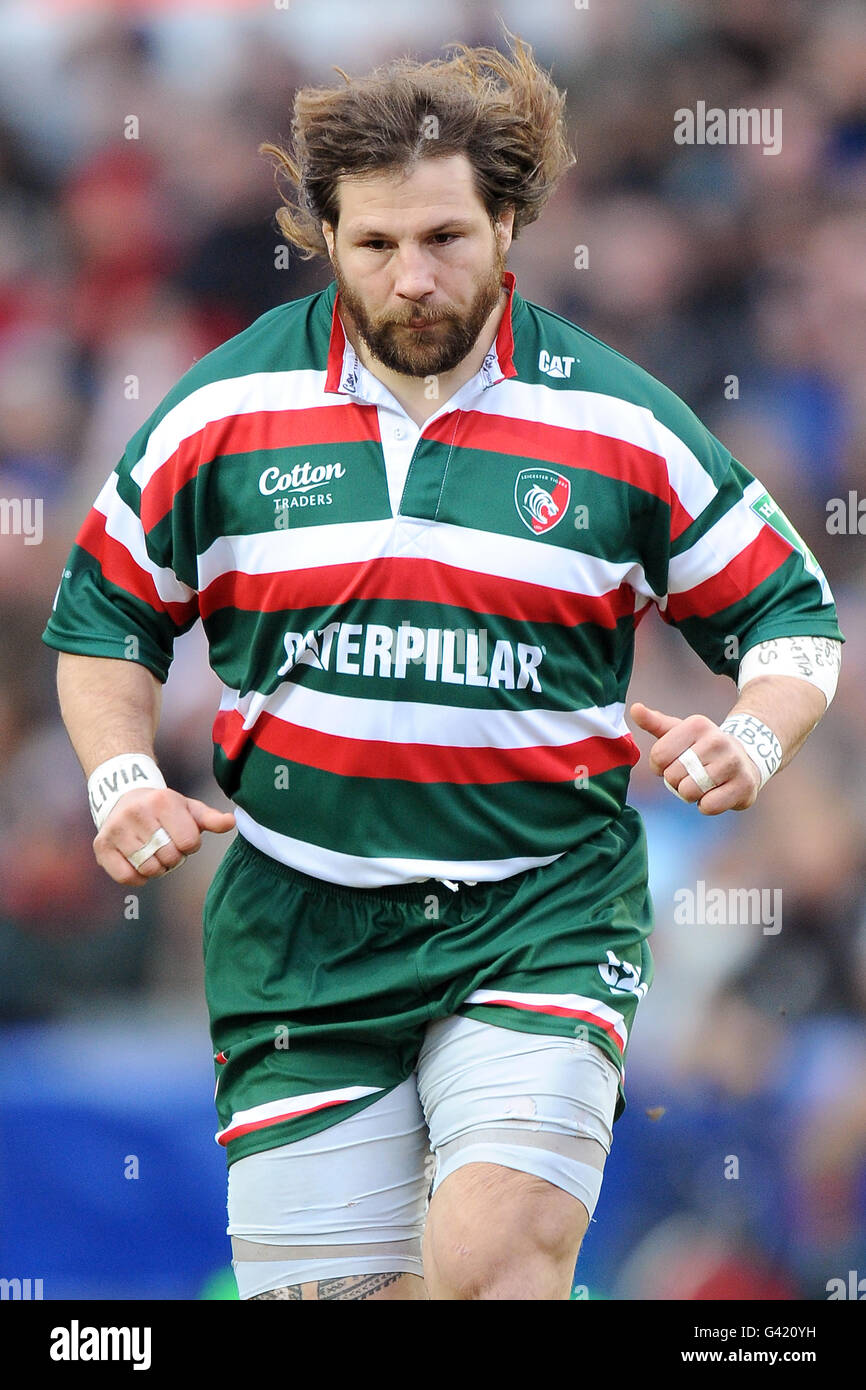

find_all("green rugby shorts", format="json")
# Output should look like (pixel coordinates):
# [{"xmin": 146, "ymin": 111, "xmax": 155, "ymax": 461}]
[{"xmin": 203, "ymin": 807, "xmax": 654, "ymax": 1167}]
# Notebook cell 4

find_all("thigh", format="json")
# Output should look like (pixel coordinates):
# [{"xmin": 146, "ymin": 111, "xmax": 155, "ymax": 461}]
[
  {"xmin": 227, "ymin": 1075, "xmax": 431, "ymax": 1299},
  {"xmin": 417, "ymin": 1014, "xmax": 621, "ymax": 1223}
]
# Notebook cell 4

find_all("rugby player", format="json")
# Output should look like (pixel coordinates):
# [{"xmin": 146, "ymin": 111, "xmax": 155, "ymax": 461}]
[{"xmin": 43, "ymin": 33, "xmax": 843, "ymax": 1300}]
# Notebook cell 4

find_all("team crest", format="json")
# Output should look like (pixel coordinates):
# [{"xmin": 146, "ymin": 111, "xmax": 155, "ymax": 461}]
[{"xmin": 514, "ymin": 468, "xmax": 570, "ymax": 535}]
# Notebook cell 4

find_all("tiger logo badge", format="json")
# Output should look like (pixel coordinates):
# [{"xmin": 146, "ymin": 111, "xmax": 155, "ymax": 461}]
[{"xmin": 514, "ymin": 468, "xmax": 570, "ymax": 535}]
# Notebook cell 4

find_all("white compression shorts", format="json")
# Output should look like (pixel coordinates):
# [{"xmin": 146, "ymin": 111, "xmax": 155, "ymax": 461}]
[{"xmin": 227, "ymin": 1013, "xmax": 621, "ymax": 1298}]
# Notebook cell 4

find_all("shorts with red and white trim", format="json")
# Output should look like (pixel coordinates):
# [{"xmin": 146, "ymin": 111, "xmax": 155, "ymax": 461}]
[{"xmin": 203, "ymin": 804, "xmax": 654, "ymax": 1168}]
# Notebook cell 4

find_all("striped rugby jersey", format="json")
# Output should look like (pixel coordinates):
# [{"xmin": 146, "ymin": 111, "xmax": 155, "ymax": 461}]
[{"xmin": 42, "ymin": 271, "xmax": 844, "ymax": 886}]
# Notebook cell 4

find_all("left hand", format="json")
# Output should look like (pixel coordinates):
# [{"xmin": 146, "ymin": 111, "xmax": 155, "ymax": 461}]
[{"xmin": 629, "ymin": 702, "xmax": 761, "ymax": 815}]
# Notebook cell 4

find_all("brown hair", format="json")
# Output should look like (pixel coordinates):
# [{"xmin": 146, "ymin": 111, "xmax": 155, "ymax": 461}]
[{"xmin": 260, "ymin": 29, "xmax": 575, "ymax": 260}]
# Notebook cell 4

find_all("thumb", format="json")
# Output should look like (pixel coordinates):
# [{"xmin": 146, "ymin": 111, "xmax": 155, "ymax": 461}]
[
  {"xmin": 186, "ymin": 799, "xmax": 236, "ymax": 834},
  {"xmin": 630, "ymin": 702, "xmax": 682, "ymax": 737}
]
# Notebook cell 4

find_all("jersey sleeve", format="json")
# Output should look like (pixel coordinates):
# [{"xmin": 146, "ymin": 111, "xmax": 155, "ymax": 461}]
[
  {"xmin": 41, "ymin": 413, "xmax": 201, "ymax": 684},
  {"xmin": 639, "ymin": 406, "xmax": 845, "ymax": 680}
]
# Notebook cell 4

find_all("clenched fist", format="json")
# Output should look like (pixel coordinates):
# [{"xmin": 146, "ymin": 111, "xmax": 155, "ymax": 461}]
[
  {"xmin": 93, "ymin": 787, "xmax": 236, "ymax": 885},
  {"xmin": 630, "ymin": 702, "xmax": 761, "ymax": 815}
]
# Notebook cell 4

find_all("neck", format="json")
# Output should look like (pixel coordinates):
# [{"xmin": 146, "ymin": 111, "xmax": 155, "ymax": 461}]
[{"xmin": 339, "ymin": 286, "xmax": 508, "ymax": 428}]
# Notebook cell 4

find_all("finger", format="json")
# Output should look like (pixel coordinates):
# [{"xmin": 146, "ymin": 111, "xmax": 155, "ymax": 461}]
[
  {"xmin": 667, "ymin": 772, "xmax": 705, "ymax": 805},
  {"xmin": 153, "ymin": 804, "xmax": 210, "ymax": 858},
  {"xmin": 663, "ymin": 742, "xmax": 723, "ymax": 800},
  {"xmin": 99, "ymin": 833, "xmax": 186, "ymax": 881},
  {"xmin": 662, "ymin": 770, "xmax": 689, "ymax": 802},
  {"xmin": 667, "ymin": 737, "xmax": 758, "ymax": 804},
  {"xmin": 700, "ymin": 764, "xmax": 760, "ymax": 814},
  {"xmin": 104, "ymin": 824, "xmax": 181, "ymax": 877},
  {"xmin": 186, "ymin": 800, "xmax": 236, "ymax": 833},
  {"xmin": 695, "ymin": 783, "xmax": 746, "ymax": 816},
  {"xmin": 665, "ymin": 765, "xmax": 757, "ymax": 814},
  {"xmin": 96, "ymin": 842, "xmax": 151, "ymax": 887},
  {"xmin": 630, "ymin": 703, "xmax": 682, "ymax": 737},
  {"xmin": 649, "ymin": 718, "xmax": 719, "ymax": 778}
]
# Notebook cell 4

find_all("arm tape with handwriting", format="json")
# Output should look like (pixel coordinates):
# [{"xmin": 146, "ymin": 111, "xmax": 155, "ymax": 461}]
[
  {"xmin": 737, "ymin": 636, "xmax": 841, "ymax": 709},
  {"xmin": 719, "ymin": 714, "xmax": 783, "ymax": 789}
]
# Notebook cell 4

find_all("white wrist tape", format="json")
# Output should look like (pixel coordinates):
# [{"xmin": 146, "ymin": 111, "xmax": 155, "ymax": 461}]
[
  {"xmin": 738, "ymin": 636, "xmax": 841, "ymax": 710},
  {"xmin": 88, "ymin": 753, "xmax": 166, "ymax": 830},
  {"xmin": 719, "ymin": 714, "xmax": 783, "ymax": 790}
]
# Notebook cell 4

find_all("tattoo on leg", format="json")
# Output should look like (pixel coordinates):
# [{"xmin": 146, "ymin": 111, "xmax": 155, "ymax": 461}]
[
  {"xmin": 317, "ymin": 1273, "xmax": 404, "ymax": 1300},
  {"xmin": 250, "ymin": 1284, "xmax": 303, "ymax": 1300},
  {"xmin": 250, "ymin": 1273, "xmax": 406, "ymax": 1301}
]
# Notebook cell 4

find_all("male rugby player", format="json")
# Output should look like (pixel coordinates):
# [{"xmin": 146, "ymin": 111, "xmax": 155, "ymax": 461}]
[{"xmin": 44, "ymin": 35, "xmax": 843, "ymax": 1300}]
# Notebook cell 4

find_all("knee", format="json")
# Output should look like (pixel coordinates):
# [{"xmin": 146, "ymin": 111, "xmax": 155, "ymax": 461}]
[{"xmin": 423, "ymin": 1163, "xmax": 587, "ymax": 1300}]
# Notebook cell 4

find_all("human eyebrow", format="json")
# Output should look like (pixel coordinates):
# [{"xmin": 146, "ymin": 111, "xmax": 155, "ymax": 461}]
[{"xmin": 351, "ymin": 220, "xmax": 475, "ymax": 242}]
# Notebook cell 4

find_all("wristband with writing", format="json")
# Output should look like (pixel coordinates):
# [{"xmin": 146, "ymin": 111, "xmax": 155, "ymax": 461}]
[
  {"xmin": 719, "ymin": 714, "xmax": 783, "ymax": 789},
  {"xmin": 88, "ymin": 753, "xmax": 166, "ymax": 831}
]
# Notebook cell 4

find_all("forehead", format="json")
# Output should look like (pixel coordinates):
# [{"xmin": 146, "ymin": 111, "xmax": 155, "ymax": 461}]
[{"xmin": 336, "ymin": 152, "xmax": 488, "ymax": 234}]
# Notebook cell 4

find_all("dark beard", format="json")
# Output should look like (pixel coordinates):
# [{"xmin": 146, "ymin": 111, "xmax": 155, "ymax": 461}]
[{"xmin": 332, "ymin": 247, "xmax": 506, "ymax": 378}]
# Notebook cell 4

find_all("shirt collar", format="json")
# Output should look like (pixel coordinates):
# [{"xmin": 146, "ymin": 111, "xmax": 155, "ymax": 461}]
[{"xmin": 324, "ymin": 269, "xmax": 519, "ymax": 398}]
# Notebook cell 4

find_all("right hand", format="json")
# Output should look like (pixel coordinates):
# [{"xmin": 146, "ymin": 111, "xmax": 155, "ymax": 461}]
[{"xmin": 93, "ymin": 787, "xmax": 236, "ymax": 885}]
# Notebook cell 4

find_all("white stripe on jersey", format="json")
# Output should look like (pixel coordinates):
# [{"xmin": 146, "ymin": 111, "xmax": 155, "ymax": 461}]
[
  {"xmin": 666, "ymin": 477, "xmax": 765, "ymax": 595},
  {"xmin": 222, "ymin": 684, "xmax": 631, "ymax": 751},
  {"xmin": 197, "ymin": 516, "xmax": 659, "ymax": 603},
  {"xmin": 233, "ymin": 807, "xmax": 564, "ymax": 888},
  {"xmin": 463, "ymin": 378, "xmax": 719, "ymax": 519},
  {"xmin": 130, "ymin": 369, "xmax": 341, "ymax": 491},
  {"xmin": 94, "ymin": 473, "xmax": 196, "ymax": 604}
]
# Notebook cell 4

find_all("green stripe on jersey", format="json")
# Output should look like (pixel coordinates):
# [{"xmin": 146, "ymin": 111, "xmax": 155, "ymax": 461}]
[{"xmin": 216, "ymin": 743, "xmax": 633, "ymax": 861}]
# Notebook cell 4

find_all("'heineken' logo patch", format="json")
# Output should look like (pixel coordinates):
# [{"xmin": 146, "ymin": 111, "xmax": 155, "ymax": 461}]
[{"xmin": 514, "ymin": 468, "xmax": 570, "ymax": 535}]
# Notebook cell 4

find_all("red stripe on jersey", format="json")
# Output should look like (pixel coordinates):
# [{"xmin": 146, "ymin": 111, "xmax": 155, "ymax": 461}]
[
  {"xmin": 424, "ymin": 412, "xmax": 695, "ymax": 541},
  {"xmin": 199, "ymin": 557, "xmax": 637, "ymax": 628},
  {"xmin": 213, "ymin": 709, "xmax": 640, "ymax": 785},
  {"xmin": 217, "ymin": 1096, "xmax": 349, "ymax": 1146},
  {"xmin": 77, "ymin": 509, "xmax": 198, "ymax": 627},
  {"xmin": 139, "ymin": 404, "xmax": 381, "ymax": 531},
  {"xmin": 666, "ymin": 525, "xmax": 793, "ymax": 623},
  {"xmin": 469, "ymin": 997, "xmax": 625, "ymax": 1054}
]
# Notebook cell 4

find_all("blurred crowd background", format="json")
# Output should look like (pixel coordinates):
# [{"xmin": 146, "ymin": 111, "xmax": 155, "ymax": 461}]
[{"xmin": 0, "ymin": 0, "xmax": 864, "ymax": 1300}]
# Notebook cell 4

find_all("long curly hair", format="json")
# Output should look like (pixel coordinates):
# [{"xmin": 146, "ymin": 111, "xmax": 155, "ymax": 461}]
[{"xmin": 260, "ymin": 29, "xmax": 575, "ymax": 260}]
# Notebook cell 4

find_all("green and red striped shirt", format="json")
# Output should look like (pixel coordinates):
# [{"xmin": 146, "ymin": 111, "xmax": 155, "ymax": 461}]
[{"xmin": 42, "ymin": 272, "xmax": 844, "ymax": 885}]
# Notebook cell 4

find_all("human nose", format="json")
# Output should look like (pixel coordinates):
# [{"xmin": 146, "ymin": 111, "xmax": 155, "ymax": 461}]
[{"xmin": 391, "ymin": 243, "xmax": 437, "ymax": 300}]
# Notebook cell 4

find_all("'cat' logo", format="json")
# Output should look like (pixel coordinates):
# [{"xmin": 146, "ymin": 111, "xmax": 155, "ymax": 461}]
[{"xmin": 538, "ymin": 349, "xmax": 578, "ymax": 378}]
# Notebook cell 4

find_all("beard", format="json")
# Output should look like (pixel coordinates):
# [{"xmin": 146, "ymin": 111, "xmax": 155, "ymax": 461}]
[{"xmin": 332, "ymin": 242, "xmax": 507, "ymax": 378}]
